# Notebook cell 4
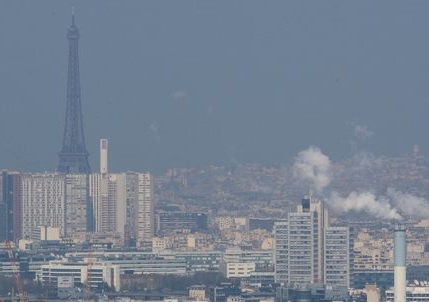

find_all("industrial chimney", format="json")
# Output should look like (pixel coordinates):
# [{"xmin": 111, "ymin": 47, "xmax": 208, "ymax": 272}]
[{"xmin": 394, "ymin": 224, "xmax": 406, "ymax": 302}]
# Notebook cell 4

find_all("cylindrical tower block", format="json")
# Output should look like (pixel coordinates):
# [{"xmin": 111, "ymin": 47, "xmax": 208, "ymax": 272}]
[{"xmin": 394, "ymin": 224, "xmax": 406, "ymax": 302}]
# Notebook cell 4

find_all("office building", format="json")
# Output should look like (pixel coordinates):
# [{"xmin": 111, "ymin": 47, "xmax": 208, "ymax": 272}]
[
  {"xmin": 41, "ymin": 260, "xmax": 120, "ymax": 291},
  {"xmin": 156, "ymin": 212, "xmax": 208, "ymax": 235}
]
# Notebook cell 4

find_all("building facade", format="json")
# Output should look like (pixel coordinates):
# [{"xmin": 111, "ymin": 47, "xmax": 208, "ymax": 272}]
[
  {"xmin": 64, "ymin": 174, "xmax": 88, "ymax": 237},
  {"xmin": 89, "ymin": 173, "xmax": 127, "ymax": 238},
  {"xmin": 324, "ymin": 226, "xmax": 350, "ymax": 299},
  {"xmin": 21, "ymin": 173, "xmax": 65, "ymax": 239},
  {"xmin": 274, "ymin": 220, "xmax": 288, "ymax": 285},
  {"xmin": 275, "ymin": 197, "xmax": 350, "ymax": 291},
  {"xmin": 1, "ymin": 171, "xmax": 21, "ymax": 241},
  {"xmin": 41, "ymin": 260, "xmax": 120, "ymax": 291},
  {"xmin": 135, "ymin": 172, "xmax": 154, "ymax": 248}
]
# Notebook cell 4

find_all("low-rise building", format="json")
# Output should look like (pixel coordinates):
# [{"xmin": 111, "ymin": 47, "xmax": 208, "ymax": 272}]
[
  {"xmin": 40, "ymin": 259, "xmax": 121, "ymax": 292},
  {"xmin": 386, "ymin": 285, "xmax": 429, "ymax": 302}
]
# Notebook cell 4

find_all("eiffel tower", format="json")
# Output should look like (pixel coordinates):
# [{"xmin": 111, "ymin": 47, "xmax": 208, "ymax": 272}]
[{"xmin": 58, "ymin": 12, "xmax": 91, "ymax": 173}]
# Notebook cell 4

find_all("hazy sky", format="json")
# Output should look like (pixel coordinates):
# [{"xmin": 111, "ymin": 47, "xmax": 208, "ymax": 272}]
[{"xmin": 1, "ymin": 1, "xmax": 429, "ymax": 173}]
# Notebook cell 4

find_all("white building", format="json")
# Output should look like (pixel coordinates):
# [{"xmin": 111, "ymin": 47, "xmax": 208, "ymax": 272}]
[
  {"xmin": 287, "ymin": 211, "xmax": 316, "ymax": 285},
  {"xmin": 38, "ymin": 226, "xmax": 60, "ymax": 241},
  {"xmin": 274, "ymin": 197, "xmax": 330, "ymax": 286},
  {"xmin": 89, "ymin": 139, "xmax": 126, "ymax": 238},
  {"xmin": 386, "ymin": 286, "xmax": 429, "ymax": 302},
  {"xmin": 41, "ymin": 260, "xmax": 121, "ymax": 291},
  {"xmin": 89, "ymin": 173, "xmax": 127, "ymax": 237},
  {"xmin": 324, "ymin": 226, "xmax": 350, "ymax": 298},
  {"xmin": 274, "ymin": 220, "xmax": 288, "ymax": 285},
  {"xmin": 89, "ymin": 171, "xmax": 154, "ymax": 247},
  {"xmin": 223, "ymin": 262, "xmax": 256, "ymax": 278},
  {"xmin": 109, "ymin": 173, "xmax": 127, "ymax": 236},
  {"xmin": 21, "ymin": 173, "xmax": 65, "ymax": 239},
  {"xmin": 135, "ymin": 172, "xmax": 154, "ymax": 248}
]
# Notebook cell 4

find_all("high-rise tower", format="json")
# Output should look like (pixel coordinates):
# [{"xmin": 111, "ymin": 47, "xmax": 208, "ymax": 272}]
[{"xmin": 58, "ymin": 12, "xmax": 91, "ymax": 173}]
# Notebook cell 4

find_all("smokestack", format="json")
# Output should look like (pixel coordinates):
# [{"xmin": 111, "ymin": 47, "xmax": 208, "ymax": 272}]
[
  {"xmin": 394, "ymin": 224, "xmax": 406, "ymax": 302},
  {"xmin": 100, "ymin": 138, "xmax": 108, "ymax": 174}
]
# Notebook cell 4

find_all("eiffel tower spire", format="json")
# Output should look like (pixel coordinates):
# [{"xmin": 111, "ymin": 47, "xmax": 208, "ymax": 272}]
[{"xmin": 58, "ymin": 11, "xmax": 91, "ymax": 173}]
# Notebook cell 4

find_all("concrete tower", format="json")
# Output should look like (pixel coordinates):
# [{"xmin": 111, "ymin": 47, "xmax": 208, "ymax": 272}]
[
  {"xmin": 394, "ymin": 225, "xmax": 406, "ymax": 302},
  {"xmin": 100, "ymin": 139, "xmax": 108, "ymax": 174}
]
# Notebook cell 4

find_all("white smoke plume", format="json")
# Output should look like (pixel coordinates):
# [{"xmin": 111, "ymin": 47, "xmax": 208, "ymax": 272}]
[
  {"xmin": 171, "ymin": 90, "xmax": 187, "ymax": 101},
  {"xmin": 329, "ymin": 191, "xmax": 402, "ymax": 220},
  {"xmin": 292, "ymin": 146, "xmax": 429, "ymax": 220},
  {"xmin": 293, "ymin": 146, "xmax": 332, "ymax": 193},
  {"xmin": 354, "ymin": 124, "xmax": 374, "ymax": 140},
  {"xmin": 387, "ymin": 187, "xmax": 429, "ymax": 218}
]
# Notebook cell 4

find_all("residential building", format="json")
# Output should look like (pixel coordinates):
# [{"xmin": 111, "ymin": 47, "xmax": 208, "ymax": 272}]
[
  {"xmin": 274, "ymin": 220, "xmax": 288, "ymax": 285},
  {"xmin": 135, "ymin": 172, "xmax": 154, "ymax": 248},
  {"xmin": 324, "ymin": 226, "xmax": 350, "ymax": 299},
  {"xmin": 1, "ymin": 171, "xmax": 21, "ymax": 241},
  {"xmin": 21, "ymin": 173, "xmax": 65, "ymax": 239},
  {"xmin": 64, "ymin": 174, "xmax": 88, "ymax": 237},
  {"xmin": 274, "ymin": 197, "xmax": 324, "ymax": 286}
]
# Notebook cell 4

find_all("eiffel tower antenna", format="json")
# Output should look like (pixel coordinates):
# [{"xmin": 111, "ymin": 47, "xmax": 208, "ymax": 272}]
[{"xmin": 71, "ymin": 6, "xmax": 75, "ymax": 25}]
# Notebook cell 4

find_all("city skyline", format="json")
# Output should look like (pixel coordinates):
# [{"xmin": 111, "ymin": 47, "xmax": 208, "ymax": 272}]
[
  {"xmin": 1, "ymin": 2, "xmax": 429, "ymax": 301},
  {"xmin": 1, "ymin": 1, "xmax": 429, "ymax": 173}
]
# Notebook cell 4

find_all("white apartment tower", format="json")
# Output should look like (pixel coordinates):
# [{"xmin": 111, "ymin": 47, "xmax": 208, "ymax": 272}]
[
  {"xmin": 89, "ymin": 139, "xmax": 132, "ymax": 239},
  {"xmin": 135, "ymin": 172, "xmax": 154, "ymax": 248},
  {"xmin": 274, "ymin": 220, "xmax": 288, "ymax": 285},
  {"xmin": 107, "ymin": 173, "xmax": 127, "ymax": 236},
  {"xmin": 89, "ymin": 139, "xmax": 127, "ymax": 237},
  {"xmin": 274, "ymin": 196, "xmax": 331, "ymax": 287},
  {"xmin": 324, "ymin": 226, "xmax": 350, "ymax": 298},
  {"xmin": 21, "ymin": 173, "xmax": 65, "ymax": 239},
  {"xmin": 296, "ymin": 196, "xmax": 328, "ymax": 284},
  {"xmin": 287, "ymin": 211, "xmax": 317, "ymax": 285},
  {"xmin": 64, "ymin": 174, "xmax": 88, "ymax": 236},
  {"xmin": 89, "ymin": 173, "xmax": 127, "ymax": 234}
]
